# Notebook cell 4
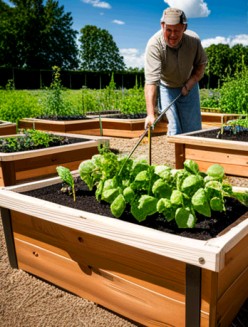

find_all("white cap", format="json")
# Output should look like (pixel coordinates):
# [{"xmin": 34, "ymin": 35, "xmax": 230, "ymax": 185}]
[{"xmin": 160, "ymin": 8, "xmax": 187, "ymax": 25}]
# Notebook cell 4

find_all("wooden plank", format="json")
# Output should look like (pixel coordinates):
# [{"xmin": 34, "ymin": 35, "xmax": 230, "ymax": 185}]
[
  {"xmin": 12, "ymin": 211, "xmax": 186, "ymax": 298},
  {"xmin": 0, "ymin": 161, "xmax": 16, "ymax": 186},
  {"xmin": 218, "ymin": 234, "xmax": 248, "ymax": 297},
  {"xmin": 14, "ymin": 237, "xmax": 189, "ymax": 326},
  {"xmin": 14, "ymin": 146, "xmax": 98, "ymax": 181},
  {"xmin": 185, "ymin": 146, "xmax": 248, "ymax": 166},
  {"xmin": 216, "ymin": 266, "xmax": 248, "ymax": 327},
  {"xmin": 201, "ymin": 270, "xmax": 219, "ymax": 327},
  {"xmin": 0, "ymin": 182, "xmax": 247, "ymax": 272},
  {"xmin": 167, "ymin": 128, "xmax": 247, "ymax": 152},
  {"xmin": 0, "ymin": 124, "xmax": 17, "ymax": 135},
  {"xmin": 0, "ymin": 208, "xmax": 18, "ymax": 268},
  {"xmin": 0, "ymin": 145, "xmax": 98, "ymax": 186},
  {"xmin": 175, "ymin": 144, "xmax": 185, "ymax": 169}
]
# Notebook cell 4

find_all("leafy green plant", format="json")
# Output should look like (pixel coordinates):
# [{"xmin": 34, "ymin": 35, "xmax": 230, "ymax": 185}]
[
  {"xmin": 56, "ymin": 166, "xmax": 76, "ymax": 202},
  {"xmin": 0, "ymin": 129, "xmax": 70, "ymax": 153},
  {"xmin": 219, "ymin": 61, "xmax": 248, "ymax": 114},
  {"xmin": 200, "ymin": 89, "xmax": 220, "ymax": 109},
  {"xmin": 57, "ymin": 150, "xmax": 247, "ymax": 228},
  {"xmin": 0, "ymin": 89, "xmax": 43, "ymax": 123},
  {"xmin": 44, "ymin": 66, "xmax": 65, "ymax": 117}
]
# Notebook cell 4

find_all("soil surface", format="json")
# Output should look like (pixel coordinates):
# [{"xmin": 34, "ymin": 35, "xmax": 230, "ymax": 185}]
[
  {"xmin": 38, "ymin": 113, "xmax": 147, "ymax": 120},
  {"xmin": 193, "ymin": 126, "xmax": 248, "ymax": 142},
  {"xmin": 24, "ymin": 180, "xmax": 248, "ymax": 241},
  {"xmin": 1, "ymin": 134, "xmax": 247, "ymax": 327}
]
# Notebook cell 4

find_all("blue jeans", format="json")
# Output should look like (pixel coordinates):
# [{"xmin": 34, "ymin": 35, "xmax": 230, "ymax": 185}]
[{"xmin": 159, "ymin": 83, "xmax": 202, "ymax": 135}]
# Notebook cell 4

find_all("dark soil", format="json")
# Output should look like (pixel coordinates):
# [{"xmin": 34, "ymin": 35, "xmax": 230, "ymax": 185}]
[
  {"xmin": 104, "ymin": 113, "xmax": 147, "ymax": 119},
  {"xmin": 194, "ymin": 126, "xmax": 248, "ymax": 142},
  {"xmin": 38, "ymin": 113, "xmax": 147, "ymax": 120},
  {"xmin": 24, "ymin": 179, "xmax": 248, "ymax": 241},
  {"xmin": 37, "ymin": 115, "xmax": 90, "ymax": 121}
]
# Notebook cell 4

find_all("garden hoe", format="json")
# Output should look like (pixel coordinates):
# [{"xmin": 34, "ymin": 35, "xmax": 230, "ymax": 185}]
[{"xmin": 118, "ymin": 92, "xmax": 182, "ymax": 173}]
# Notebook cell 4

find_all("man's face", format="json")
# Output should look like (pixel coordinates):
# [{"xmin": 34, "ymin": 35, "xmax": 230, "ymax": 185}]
[{"xmin": 161, "ymin": 23, "xmax": 186, "ymax": 48}]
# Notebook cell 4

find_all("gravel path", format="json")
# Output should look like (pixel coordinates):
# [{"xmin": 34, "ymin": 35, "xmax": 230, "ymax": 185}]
[{"xmin": 0, "ymin": 135, "xmax": 247, "ymax": 327}]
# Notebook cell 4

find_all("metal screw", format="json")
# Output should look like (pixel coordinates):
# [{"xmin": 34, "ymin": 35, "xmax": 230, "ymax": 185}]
[{"xmin": 198, "ymin": 257, "xmax": 205, "ymax": 264}]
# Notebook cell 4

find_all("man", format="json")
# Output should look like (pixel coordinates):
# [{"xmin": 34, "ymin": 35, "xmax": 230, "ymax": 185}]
[{"xmin": 144, "ymin": 8, "xmax": 207, "ymax": 135}]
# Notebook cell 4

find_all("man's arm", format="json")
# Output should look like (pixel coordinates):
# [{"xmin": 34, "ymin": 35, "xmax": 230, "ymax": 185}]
[{"xmin": 182, "ymin": 63, "xmax": 206, "ymax": 95}]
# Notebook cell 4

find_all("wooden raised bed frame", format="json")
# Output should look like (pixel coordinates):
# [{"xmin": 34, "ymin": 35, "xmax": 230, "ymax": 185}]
[
  {"xmin": 18, "ymin": 113, "xmax": 240, "ymax": 138},
  {"xmin": 0, "ymin": 177, "xmax": 247, "ymax": 327},
  {"xmin": 0, "ymin": 133, "xmax": 108, "ymax": 186},
  {"xmin": 18, "ymin": 117, "xmax": 166, "ymax": 138},
  {"xmin": 167, "ymin": 127, "xmax": 248, "ymax": 178},
  {"xmin": 0, "ymin": 120, "xmax": 17, "ymax": 135}
]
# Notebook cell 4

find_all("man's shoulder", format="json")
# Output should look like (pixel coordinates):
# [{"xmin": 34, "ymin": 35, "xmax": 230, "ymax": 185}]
[
  {"xmin": 147, "ymin": 30, "xmax": 163, "ymax": 44},
  {"xmin": 184, "ymin": 30, "xmax": 201, "ymax": 40}
]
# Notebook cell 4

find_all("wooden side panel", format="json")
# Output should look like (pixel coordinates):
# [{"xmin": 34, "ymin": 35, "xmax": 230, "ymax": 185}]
[
  {"xmin": 214, "ymin": 234, "xmax": 248, "ymax": 326},
  {"xmin": 12, "ymin": 212, "xmax": 186, "ymax": 327},
  {"xmin": 10, "ymin": 210, "xmax": 212, "ymax": 326},
  {"xmin": 174, "ymin": 144, "xmax": 185, "ymax": 169},
  {"xmin": 19, "ymin": 121, "xmax": 66, "ymax": 132},
  {"xmin": 0, "ymin": 124, "xmax": 17, "ymax": 135},
  {"xmin": 12, "ymin": 211, "xmax": 186, "ymax": 297},
  {"xmin": 216, "ymin": 267, "xmax": 248, "ymax": 327},
  {"xmin": 64, "ymin": 120, "xmax": 100, "ymax": 133},
  {"xmin": 0, "ymin": 161, "xmax": 16, "ymax": 186},
  {"xmin": 0, "ymin": 146, "xmax": 98, "ymax": 186},
  {"xmin": 184, "ymin": 145, "xmax": 248, "ymax": 177},
  {"xmin": 18, "ymin": 119, "xmax": 167, "ymax": 138},
  {"xmin": 15, "ymin": 238, "xmax": 187, "ymax": 327}
]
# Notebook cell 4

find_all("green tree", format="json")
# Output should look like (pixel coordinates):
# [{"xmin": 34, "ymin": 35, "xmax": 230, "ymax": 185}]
[
  {"xmin": 0, "ymin": 0, "xmax": 79, "ymax": 69},
  {"xmin": 205, "ymin": 44, "xmax": 231, "ymax": 87},
  {"xmin": 205, "ymin": 43, "xmax": 248, "ymax": 88},
  {"xmin": 79, "ymin": 25, "xmax": 126, "ymax": 72},
  {"xmin": 230, "ymin": 44, "xmax": 248, "ymax": 74}
]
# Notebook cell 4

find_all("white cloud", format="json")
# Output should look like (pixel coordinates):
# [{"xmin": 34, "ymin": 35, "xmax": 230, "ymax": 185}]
[
  {"xmin": 122, "ymin": 34, "xmax": 248, "ymax": 69},
  {"xmin": 112, "ymin": 20, "xmax": 125, "ymax": 25},
  {"xmin": 164, "ymin": 0, "xmax": 210, "ymax": 18},
  {"xmin": 120, "ymin": 48, "xmax": 144, "ymax": 69},
  {"xmin": 202, "ymin": 34, "xmax": 248, "ymax": 48},
  {"xmin": 82, "ymin": 0, "xmax": 111, "ymax": 9}
]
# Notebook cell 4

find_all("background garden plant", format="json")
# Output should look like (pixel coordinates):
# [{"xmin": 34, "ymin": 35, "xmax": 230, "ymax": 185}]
[{"xmin": 0, "ymin": 67, "xmax": 247, "ymax": 123}]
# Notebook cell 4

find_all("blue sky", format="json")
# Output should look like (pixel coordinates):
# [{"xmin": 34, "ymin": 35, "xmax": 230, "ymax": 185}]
[{"xmin": 4, "ymin": 0, "xmax": 248, "ymax": 68}]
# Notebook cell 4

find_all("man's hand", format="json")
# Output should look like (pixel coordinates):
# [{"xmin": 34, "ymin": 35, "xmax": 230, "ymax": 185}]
[
  {"xmin": 145, "ymin": 114, "xmax": 156, "ymax": 129},
  {"xmin": 182, "ymin": 84, "xmax": 190, "ymax": 96}
]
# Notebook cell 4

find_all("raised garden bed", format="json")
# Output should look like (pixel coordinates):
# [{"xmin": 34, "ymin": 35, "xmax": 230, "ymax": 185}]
[
  {"xmin": 200, "ymin": 112, "xmax": 242, "ymax": 128},
  {"xmin": 18, "ymin": 116, "xmax": 167, "ymax": 138},
  {"xmin": 0, "ymin": 158, "xmax": 247, "ymax": 326},
  {"xmin": 0, "ymin": 120, "xmax": 17, "ymax": 135},
  {"xmin": 167, "ymin": 127, "xmax": 248, "ymax": 178},
  {"xmin": 18, "ymin": 112, "xmax": 242, "ymax": 139},
  {"xmin": 0, "ymin": 132, "xmax": 108, "ymax": 186}
]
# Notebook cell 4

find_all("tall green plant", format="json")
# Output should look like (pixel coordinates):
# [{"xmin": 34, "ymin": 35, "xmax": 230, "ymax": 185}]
[
  {"xmin": 219, "ymin": 57, "xmax": 248, "ymax": 114},
  {"xmin": 45, "ymin": 66, "xmax": 65, "ymax": 117}
]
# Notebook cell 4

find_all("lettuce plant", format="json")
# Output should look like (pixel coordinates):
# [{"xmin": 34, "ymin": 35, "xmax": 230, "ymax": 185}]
[{"xmin": 58, "ymin": 150, "xmax": 248, "ymax": 228}]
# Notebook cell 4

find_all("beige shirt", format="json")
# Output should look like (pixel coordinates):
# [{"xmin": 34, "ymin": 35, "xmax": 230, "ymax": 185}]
[{"xmin": 144, "ymin": 29, "xmax": 208, "ymax": 87}]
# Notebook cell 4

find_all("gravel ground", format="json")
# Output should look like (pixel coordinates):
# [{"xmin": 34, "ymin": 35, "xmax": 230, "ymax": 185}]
[{"xmin": 0, "ymin": 135, "xmax": 247, "ymax": 327}]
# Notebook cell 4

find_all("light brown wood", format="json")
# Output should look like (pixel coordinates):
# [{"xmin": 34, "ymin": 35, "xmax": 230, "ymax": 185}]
[
  {"xmin": 0, "ymin": 121, "xmax": 17, "ymax": 135},
  {"xmin": 0, "ymin": 179, "xmax": 247, "ymax": 327},
  {"xmin": 168, "ymin": 128, "xmax": 248, "ymax": 177},
  {"xmin": 217, "ymin": 266, "xmax": 248, "ymax": 326},
  {"xmin": 1, "ymin": 180, "xmax": 247, "ymax": 272},
  {"xmin": 14, "ymin": 238, "xmax": 189, "ymax": 327},
  {"xmin": 0, "ymin": 133, "xmax": 108, "ymax": 186}
]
